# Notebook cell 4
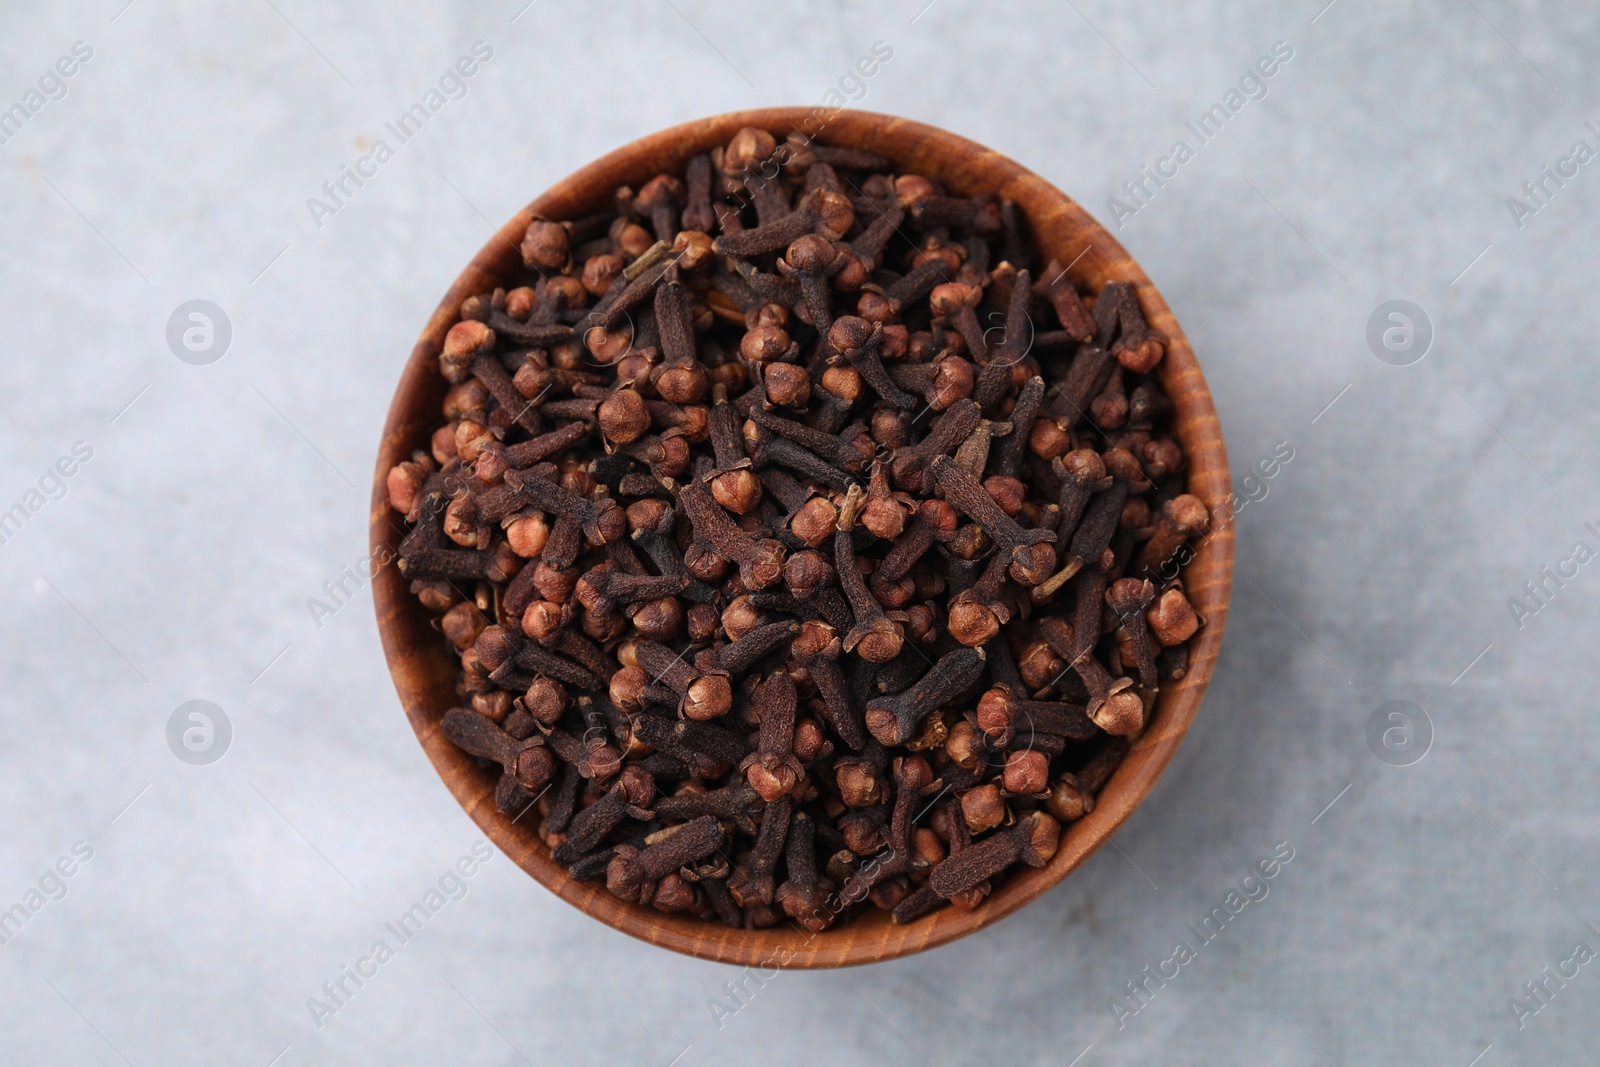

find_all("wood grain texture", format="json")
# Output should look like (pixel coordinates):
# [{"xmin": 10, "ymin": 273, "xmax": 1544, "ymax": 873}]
[{"xmin": 370, "ymin": 108, "xmax": 1234, "ymax": 968}]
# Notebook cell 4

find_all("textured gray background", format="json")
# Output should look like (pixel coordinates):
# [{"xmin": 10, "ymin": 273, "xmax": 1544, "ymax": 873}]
[{"xmin": 0, "ymin": 1, "xmax": 1594, "ymax": 1064}]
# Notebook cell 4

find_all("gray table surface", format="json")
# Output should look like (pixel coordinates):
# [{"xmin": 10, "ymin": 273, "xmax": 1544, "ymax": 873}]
[{"xmin": 1, "ymin": 1, "xmax": 1595, "ymax": 1064}]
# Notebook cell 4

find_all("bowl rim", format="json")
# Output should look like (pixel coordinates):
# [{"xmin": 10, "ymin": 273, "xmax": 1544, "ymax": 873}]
[{"xmin": 370, "ymin": 106, "xmax": 1233, "ymax": 968}]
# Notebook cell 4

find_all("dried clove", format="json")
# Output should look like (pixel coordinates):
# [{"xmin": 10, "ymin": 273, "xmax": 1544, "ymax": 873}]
[{"xmin": 391, "ymin": 128, "xmax": 1211, "ymax": 930}]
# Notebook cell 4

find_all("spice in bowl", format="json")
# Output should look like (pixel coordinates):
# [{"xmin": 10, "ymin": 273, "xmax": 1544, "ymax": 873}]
[{"xmin": 385, "ymin": 126, "xmax": 1207, "ymax": 930}]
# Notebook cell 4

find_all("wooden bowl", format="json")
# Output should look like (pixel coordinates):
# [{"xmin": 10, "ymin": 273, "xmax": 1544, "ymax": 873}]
[{"xmin": 371, "ymin": 108, "xmax": 1233, "ymax": 968}]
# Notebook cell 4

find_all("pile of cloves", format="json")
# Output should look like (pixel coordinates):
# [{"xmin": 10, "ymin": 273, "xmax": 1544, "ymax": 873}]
[{"xmin": 386, "ymin": 126, "xmax": 1207, "ymax": 930}]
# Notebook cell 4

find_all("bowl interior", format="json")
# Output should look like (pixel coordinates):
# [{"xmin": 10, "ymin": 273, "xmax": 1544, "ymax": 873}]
[{"xmin": 371, "ymin": 108, "xmax": 1233, "ymax": 968}]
